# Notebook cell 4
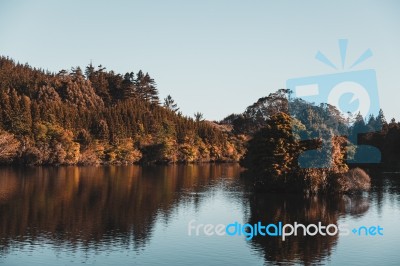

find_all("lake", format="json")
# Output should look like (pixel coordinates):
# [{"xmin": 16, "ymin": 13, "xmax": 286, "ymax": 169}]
[{"xmin": 0, "ymin": 164, "xmax": 399, "ymax": 265}]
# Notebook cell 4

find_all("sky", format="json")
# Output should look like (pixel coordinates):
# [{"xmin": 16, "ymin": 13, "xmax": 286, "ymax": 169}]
[{"xmin": 0, "ymin": 0, "xmax": 399, "ymax": 121}]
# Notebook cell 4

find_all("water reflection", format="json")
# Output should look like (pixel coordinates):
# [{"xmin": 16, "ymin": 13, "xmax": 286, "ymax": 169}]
[
  {"xmin": 0, "ymin": 165, "xmax": 398, "ymax": 265},
  {"xmin": 0, "ymin": 164, "xmax": 242, "ymax": 254},
  {"xmin": 245, "ymin": 193, "xmax": 370, "ymax": 265}
]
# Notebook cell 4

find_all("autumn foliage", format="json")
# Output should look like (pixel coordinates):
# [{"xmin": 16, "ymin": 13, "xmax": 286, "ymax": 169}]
[{"xmin": 0, "ymin": 56, "xmax": 244, "ymax": 165}]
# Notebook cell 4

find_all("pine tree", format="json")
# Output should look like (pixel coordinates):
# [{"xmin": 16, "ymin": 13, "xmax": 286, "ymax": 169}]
[
  {"xmin": 135, "ymin": 71, "xmax": 159, "ymax": 104},
  {"xmin": 163, "ymin": 95, "xmax": 179, "ymax": 112},
  {"xmin": 0, "ymin": 56, "xmax": 242, "ymax": 165},
  {"xmin": 85, "ymin": 62, "xmax": 95, "ymax": 79},
  {"xmin": 194, "ymin": 112, "xmax": 204, "ymax": 122}
]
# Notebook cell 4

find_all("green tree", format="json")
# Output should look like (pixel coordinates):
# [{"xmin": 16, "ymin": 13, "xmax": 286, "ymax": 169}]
[
  {"xmin": 163, "ymin": 95, "xmax": 179, "ymax": 112},
  {"xmin": 135, "ymin": 70, "xmax": 159, "ymax": 104},
  {"xmin": 194, "ymin": 112, "xmax": 204, "ymax": 122}
]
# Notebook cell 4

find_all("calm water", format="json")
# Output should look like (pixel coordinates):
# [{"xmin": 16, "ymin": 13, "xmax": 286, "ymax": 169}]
[{"xmin": 0, "ymin": 164, "xmax": 399, "ymax": 265}]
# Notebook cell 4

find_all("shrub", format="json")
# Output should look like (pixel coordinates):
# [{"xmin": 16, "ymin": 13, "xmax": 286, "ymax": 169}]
[
  {"xmin": 335, "ymin": 167, "xmax": 371, "ymax": 193},
  {"xmin": 78, "ymin": 148, "xmax": 101, "ymax": 165},
  {"xmin": 0, "ymin": 131, "xmax": 20, "ymax": 163}
]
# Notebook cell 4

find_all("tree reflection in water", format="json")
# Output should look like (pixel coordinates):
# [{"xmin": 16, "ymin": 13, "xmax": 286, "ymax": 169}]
[
  {"xmin": 0, "ymin": 165, "xmax": 241, "ymax": 254},
  {"xmin": 0, "ymin": 165, "xmax": 381, "ymax": 265},
  {"xmin": 245, "ymin": 192, "xmax": 370, "ymax": 265}
]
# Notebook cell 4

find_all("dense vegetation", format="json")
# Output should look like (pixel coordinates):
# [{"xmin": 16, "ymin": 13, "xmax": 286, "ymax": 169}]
[
  {"xmin": 0, "ymin": 56, "xmax": 244, "ymax": 165},
  {"xmin": 1, "ymin": 55, "xmax": 398, "ymax": 181},
  {"xmin": 222, "ymin": 89, "xmax": 400, "ymax": 193}
]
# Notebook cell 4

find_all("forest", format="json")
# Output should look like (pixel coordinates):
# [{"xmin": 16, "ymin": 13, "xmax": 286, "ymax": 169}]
[
  {"xmin": 221, "ymin": 89, "xmax": 400, "ymax": 192},
  {"xmin": 0, "ymin": 56, "xmax": 245, "ymax": 165},
  {"xmin": 0, "ymin": 56, "xmax": 399, "ymax": 178},
  {"xmin": 221, "ymin": 89, "xmax": 400, "ymax": 169}
]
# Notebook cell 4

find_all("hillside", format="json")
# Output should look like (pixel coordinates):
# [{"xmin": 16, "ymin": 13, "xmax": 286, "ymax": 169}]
[
  {"xmin": 221, "ymin": 89, "xmax": 400, "ymax": 170},
  {"xmin": 0, "ymin": 56, "xmax": 244, "ymax": 165},
  {"xmin": 1, "ymin": 56, "xmax": 398, "ymax": 169}
]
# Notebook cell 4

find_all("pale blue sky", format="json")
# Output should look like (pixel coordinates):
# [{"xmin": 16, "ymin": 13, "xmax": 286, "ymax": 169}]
[{"xmin": 0, "ymin": 0, "xmax": 399, "ymax": 121}]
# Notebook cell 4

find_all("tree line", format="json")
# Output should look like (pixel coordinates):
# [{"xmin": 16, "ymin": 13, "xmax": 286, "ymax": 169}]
[
  {"xmin": 0, "ymin": 56, "xmax": 244, "ymax": 165},
  {"xmin": 221, "ymin": 89, "xmax": 400, "ymax": 192},
  {"xmin": 222, "ymin": 89, "xmax": 400, "ymax": 168},
  {"xmin": 1, "ymin": 56, "xmax": 398, "ymax": 173}
]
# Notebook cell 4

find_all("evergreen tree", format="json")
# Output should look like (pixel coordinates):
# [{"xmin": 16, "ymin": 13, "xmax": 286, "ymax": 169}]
[
  {"xmin": 135, "ymin": 70, "xmax": 159, "ymax": 104},
  {"xmin": 0, "ymin": 56, "xmax": 242, "ymax": 165},
  {"xmin": 194, "ymin": 112, "xmax": 204, "ymax": 122},
  {"xmin": 85, "ymin": 62, "xmax": 95, "ymax": 79},
  {"xmin": 163, "ymin": 95, "xmax": 179, "ymax": 112}
]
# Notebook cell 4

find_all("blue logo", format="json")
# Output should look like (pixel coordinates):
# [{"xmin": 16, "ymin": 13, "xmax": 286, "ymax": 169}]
[
  {"xmin": 188, "ymin": 220, "xmax": 383, "ymax": 241},
  {"xmin": 286, "ymin": 39, "xmax": 381, "ymax": 168}
]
